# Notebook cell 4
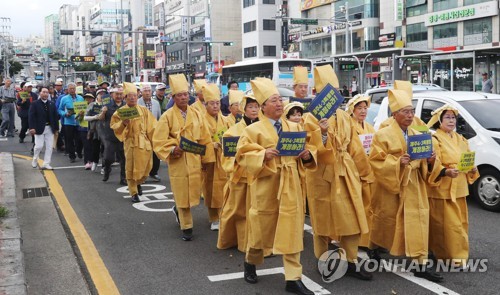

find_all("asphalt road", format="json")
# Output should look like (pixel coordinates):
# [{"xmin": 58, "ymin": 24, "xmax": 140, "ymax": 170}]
[{"xmin": 4, "ymin": 133, "xmax": 499, "ymax": 295}]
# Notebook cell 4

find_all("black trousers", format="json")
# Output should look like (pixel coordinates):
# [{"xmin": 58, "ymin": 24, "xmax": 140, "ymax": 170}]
[
  {"xmin": 19, "ymin": 116, "xmax": 33, "ymax": 142},
  {"xmin": 103, "ymin": 139, "xmax": 126, "ymax": 180},
  {"xmin": 64, "ymin": 125, "xmax": 83, "ymax": 160},
  {"xmin": 90, "ymin": 138, "xmax": 101, "ymax": 163},
  {"xmin": 79, "ymin": 131, "xmax": 91, "ymax": 163},
  {"xmin": 150, "ymin": 152, "xmax": 160, "ymax": 176},
  {"xmin": 57, "ymin": 122, "xmax": 65, "ymax": 150}
]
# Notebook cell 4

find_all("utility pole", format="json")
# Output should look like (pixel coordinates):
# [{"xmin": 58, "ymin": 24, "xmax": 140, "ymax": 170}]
[
  {"xmin": 120, "ymin": 0, "xmax": 125, "ymax": 82},
  {"xmin": 186, "ymin": 0, "xmax": 191, "ymax": 86}
]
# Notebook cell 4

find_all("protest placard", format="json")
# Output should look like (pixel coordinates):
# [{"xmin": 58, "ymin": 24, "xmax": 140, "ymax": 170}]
[
  {"xmin": 223, "ymin": 136, "xmax": 240, "ymax": 157},
  {"xmin": 102, "ymin": 96, "xmax": 111, "ymax": 105},
  {"xmin": 307, "ymin": 83, "xmax": 344, "ymax": 120},
  {"xmin": 359, "ymin": 133, "xmax": 374, "ymax": 155},
  {"xmin": 276, "ymin": 131, "xmax": 307, "ymax": 156},
  {"xmin": 289, "ymin": 97, "xmax": 313, "ymax": 112},
  {"xmin": 410, "ymin": 125, "xmax": 430, "ymax": 133},
  {"xmin": 73, "ymin": 101, "xmax": 88, "ymax": 114},
  {"xmin": 458, "ymin": 151, "xmax": 475, "ymax": 172},
  {"xmin": 91, "ymin": 104, "xmax": 102, "ymax": 115},
  {"xmin": 117, "ymin": 107, "xmax": 140, "ymax": 120},
  {"xmin": 179, "ymin": 136, "xmax": 206, "ymax": 155},
  {"xmin": 76, "ymin": 85, "xmax": 84, "ymax": 94},
  {"xmin": 19, "ymin": 91, "xmax": 31, "ymax": 101},
  {"xmin": 407, "ymin": 133, "xmax": 433, "ymax": 159},
  {"xmin": 213, "ymin": 127, "xmax": 228, "ymax": 143}
]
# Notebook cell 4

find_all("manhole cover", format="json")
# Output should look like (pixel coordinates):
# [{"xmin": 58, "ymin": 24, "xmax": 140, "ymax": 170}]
[{"xmin": 22, "ymin": 187, "xmax": 50, "ymax": 199}]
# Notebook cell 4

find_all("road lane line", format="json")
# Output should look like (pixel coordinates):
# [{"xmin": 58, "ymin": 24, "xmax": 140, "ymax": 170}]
[{"xmin": 14, "ymin": 154, "xmax": 120, "ymax": 295}]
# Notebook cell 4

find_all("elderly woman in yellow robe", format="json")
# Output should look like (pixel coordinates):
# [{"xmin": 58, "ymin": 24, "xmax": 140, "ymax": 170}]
[
  {"xmin": 238, "ymin": 78, "xmax": 317, "ymax": 295},
  {"xmin": 217, "ymin": 95, "xmax": 260, "ymax": 252},
  {"xmin": 201, "ymin": 84, "xmax": 232, "ymax": 230},
  {"xmin": 152, "ymin": 74, "xmax": 215, "ymax": 241},
  {"xmin": 345, "ymin": 95, "xmax": 376, "ymax": 249},
  {"xmin": 226, "ymin": 90, "xmax": 244, "ymax": 126},
  {"xmin": 111, "ymin": 82, "xmax": 157, "ymax": 203},
  {"xmin": 304, "ymin": 65, "xmax": 372, "ymax": 281},
  {"xmin": 369, "ymin": 82, "xmax": 443, "ymax": 282},
  {"xmin": 427, "ymin": 105, "xmax": 479, "ymax": 267}
]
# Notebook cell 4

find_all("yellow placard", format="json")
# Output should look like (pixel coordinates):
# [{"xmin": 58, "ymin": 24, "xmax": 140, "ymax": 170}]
[
  {"xmin": 117, "ymin": 107, "xmax": 140, "ymax": 120},
  {"xmin": 458, "ymin": 151, "xmax": 475, "ymax": 172},
  {"xmin": 19, "ymin": 91, "xmax": 30, "ymax": 101},
  {"xmin": 213, "ymin": 127, "xmax": 227, "ymax": 143},
  {"xmin": 76, "ymin": 85, "xmax": 84, "ymax": 94},
  {"xmin": 73, "ymin": 101, "xmax": 88, "ymax": 113}
]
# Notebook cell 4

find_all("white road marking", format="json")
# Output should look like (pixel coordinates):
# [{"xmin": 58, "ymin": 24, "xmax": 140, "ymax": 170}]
[{"xmin": 207, "ymin": 267, "xmax": 330, "ymax": 295}]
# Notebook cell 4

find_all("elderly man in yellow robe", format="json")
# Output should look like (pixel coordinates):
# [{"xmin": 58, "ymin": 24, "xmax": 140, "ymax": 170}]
[
  {"xmin": 226, "ymin": 90, "xmax": 244, "ymax": 125},
  {"xmin": 345, "ymin": 95, "xmax": 376, "ymax": 250},
  {"xmin": 237, "ymin": 78, "xmax": 317, "ymax": 295},
  {"xmin": 292, "ymin": 66, "xmax": 309, "ymax": 100},
  {"xmin": 152, "ymin": 74, "xmax": 215, "ymax": 241},
  {"xmin": 427, "ymin": 105, "xmax": 479, "ymax": 268},
  {"xmin": 192, "ymin": 79, "xmax": 208, "ymax": 115},
  {"xmin": 303, "ymin": 65, "xmax": 372, "ymax": 280},
  {"xmin": 111, "ymin": 82, "xmax": 157, "ymax": 203},
  {"xmin": 201, "ymin": 84, "xmax": 231, "ymax": 231},
  {"xmin": 217, "ymin": 94, "xmax": 260, "ymax": 252},
  {"xmin": 368, "ymin": 87, "xmax": 443, "ymax": 282}
]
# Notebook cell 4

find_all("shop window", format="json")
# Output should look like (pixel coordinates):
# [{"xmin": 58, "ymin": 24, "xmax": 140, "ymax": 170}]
[
  {"xmin": 407, "ymin": 23, "xmax": 427, "ymax": 43},
  {"xmin": 244, "ymin": 46, "xmax": 257, "ymax": 58},
  {"xmin": 244, "ymin": 20, "xmax": 256, "ymax": 33},
  {"xmin": 263, "ymin": 19, "xmax": 276, "ymax": 31},
  {"xmin": 433, "ymin": 0, "xmax": 457, "ymax": 12},
  {"xmin": 433, "ymin": 23, "xmax": 457, "ymax": 39},
  {"xmin": 464, "ymin": 17, "xmax": 492, "ymax": 46},
  {"xmin": 454, "ymin": 58, "xmax": 474, "ymax": 91}
]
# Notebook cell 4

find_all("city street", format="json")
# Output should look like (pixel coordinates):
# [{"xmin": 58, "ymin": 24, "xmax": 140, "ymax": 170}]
[{"xmin": 1, "ymin": 129, "xmax": 498, "ymax": 295}]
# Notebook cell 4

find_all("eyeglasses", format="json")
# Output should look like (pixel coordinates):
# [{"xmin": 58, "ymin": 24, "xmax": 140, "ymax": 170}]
[{"xmin": 399, "ymin": 108, "xmax": 415, "ymax": 115}]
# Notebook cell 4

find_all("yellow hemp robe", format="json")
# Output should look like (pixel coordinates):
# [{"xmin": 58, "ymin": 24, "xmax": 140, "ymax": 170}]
[
  {"xmin": 192, "ymin": 99, "xmax": 206, "ymax": 115},
  {"xmin": 218, "ymin": 119, "xmax": 251, "ymax": 252},
  {"xmin": 427, "ymin": 129, "xmax": 479, "ymax": 262},
  {"xmin": 203, "ymin": 112, "xmax": 231, "ymax": 210},
  {"xmin": 236, "ymin": 119, "xmax": 317, "ymax": 254},
  {"xmin": 152, "ymin": 104, "xmax": 215, "ymax": 208},
  {"xmin": 369, "ymin": 120, "xmax": 437, "ymax": 258},
  {"xmin": 111, "ymin": 105, "xmax": 156, "ymax": 181},
  {"xmin": 225, "ymin": 113, "xmax": 240, "ymax": 126},
  {"xmin": 351, "ymin": 118, "xmax": 376, "ymax": 247},
  {"xmin": 304, "ymin": 110, "xmax": 369, "ymax": 241}
]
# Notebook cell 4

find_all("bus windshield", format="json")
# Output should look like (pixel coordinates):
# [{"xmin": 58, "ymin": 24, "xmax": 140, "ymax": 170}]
[{"xmin": 34, "ymin": 71, "xmax": 43, "ymax": 81}]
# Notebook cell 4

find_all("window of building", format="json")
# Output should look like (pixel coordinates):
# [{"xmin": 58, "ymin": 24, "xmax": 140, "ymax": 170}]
[
  {"xmin": 263, "ymin": 45, "xmax": 276, "ymax": 57},
  {"xmin": 407, "ymin": 22, "xmax": 427, "ymax": 43},
  {"xmin": 263, "ymin": 19, "xmax": 276, "ymax": 31},
  {"xmin": 464, "ymin": 0, "xmax": 490, "ymax": 5},
  {"xmin": 395, "ymin": 26, "xmax": 402, "ymax": 41},
  {"xmin": 333, "ymin": 0, "xmax": 379, "ymax": 20},
  {"xmin": 464, "ymin": 17, "xmax": 492, "ymax": 45},
  {"xmin": 244, "ymin": 46, "xmax": 257, "ymax": 58},
  {"xmin": 243, "ymin": 0, "xmax": 255, "ymax": 8},
  {"xmin": 243, "ymin": 20, "xmax": 256, "ymax": 33},
  {"xmin": 433, "ymin": 23, "xmax": 457, "ymax": 39},
  {"xmin": 406, "ymin": 0, "xmax": 427, "ymax": 17},
  {"xmin": 263, "ymin": 0, "xmax": 275, "ymax": 3},
  {"xmin": 433, "ymin": 0, "xmax": 457, "ymax": 12}
]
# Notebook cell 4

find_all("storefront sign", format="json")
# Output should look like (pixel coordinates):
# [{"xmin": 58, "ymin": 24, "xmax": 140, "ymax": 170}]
[
  {"xmin": 155, "ymin": 52, "xmax": 165, "ymax": 69},
  {"xmin": 432, "ymin": 52, "xmax": 474, "ymax": 61},
  {"xmin": 395, "ymin": 0, "xmax": 404, "ymax": 21},
  {"xmin": 379, "ymin": 33, "xmax": 396, "ymax": 48},
  {"xmin": 425, "ymin": 1, "xmax": 498, "ymax": 27},
  {"xmin": 166, "ymin": 63, "xmax": 185, "ymax": 71},
  {"xmin": 301, "ymin": 21, "xmax": 362, "ymax": 37},
  {"xmin": 300, "ymin": 0, "xmax": 333, "ymax": 11}
]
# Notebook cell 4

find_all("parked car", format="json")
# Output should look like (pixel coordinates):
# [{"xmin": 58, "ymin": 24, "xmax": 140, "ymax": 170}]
[
  {"xmin": 372, "ymin": 91, "xmax": 500, "ymax": 212},
  {"xmin": 245, "ymin": 87, "xmax": 296, "ymax": 101}
]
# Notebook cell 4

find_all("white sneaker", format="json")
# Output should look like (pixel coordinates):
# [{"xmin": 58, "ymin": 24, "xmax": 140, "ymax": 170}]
[
  {"xmin": 210, "ymin": 221, "xmax": 220, "ymax": 231},
  {"xmin": 91, "ymin": 162, "xmax": 98, "ymax": 171},
  {"xmin": 42, "ymin": 164, "xmax": 53, "ymax": 170},
  {"xmin": 100, "ymin": 168, "xmax": 104, "ymax": 175},
  {"xmin": 31, "ymin": 159, "xmax": 38, "ymax": 168}
]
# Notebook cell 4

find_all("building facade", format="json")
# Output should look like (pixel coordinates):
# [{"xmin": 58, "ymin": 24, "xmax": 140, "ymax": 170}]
[{"xmin": 44, "ymin": 14, "xmax": 60, "ymax": 53}]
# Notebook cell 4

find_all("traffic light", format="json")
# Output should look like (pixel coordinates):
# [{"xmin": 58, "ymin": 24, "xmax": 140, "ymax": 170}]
[
  {"xmin": 60, "ymin": 30, "xmax": 73, "ymax": 36},
  {"xmin": 223, "ymin": 42, "xmax": 234, "ymax": 46}
]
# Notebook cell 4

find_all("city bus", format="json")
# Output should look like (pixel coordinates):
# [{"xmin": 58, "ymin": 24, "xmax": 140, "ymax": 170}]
[
  {"xmin": 220, "ymin": 58, "xmax": 313, "ymax": 95},
  {"xmin": 34, "ymin": 70, "xmax": 44, "ymax": 81}
]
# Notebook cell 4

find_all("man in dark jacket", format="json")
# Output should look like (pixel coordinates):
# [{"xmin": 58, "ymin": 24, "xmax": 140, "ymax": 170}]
[
  {"xmin": 17, "ymin": 82, "xmax": 38, "ymax": 143},
  {"xmin": 28, "ymin": 87, "xmax": 59, "ymax": 170},
  {"xmin": 220, "ymin": 81, "xmax": 239, "ymax": 116},
  {"xmin": 97, "ymin": 87, "xmax": 126, "ymax": 184}
]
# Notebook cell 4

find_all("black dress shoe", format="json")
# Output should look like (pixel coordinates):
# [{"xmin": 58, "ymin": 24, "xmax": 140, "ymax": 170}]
[
  {"xmin": 412, "ymin": 266, "xmax": 443, "ymax": 282},
  {"xmin": 244, "ymin": 262, "xmax": 258, "ymax": 284},
  {"xmin": 102, "ymin": 171, "xmax": 110, "ymax": 182},
  {"xmin": 182, "ymin": 228, "xmax": 193, "ymax": 241},
  {"xmin": 367, "ymin": 248, "xmax": 382, "ymax": 262},
  {"xmin": 131, "ymin": 194, "xmax": 140, "ymax": 203},
  {"xmin": 19, "ymin": 138, "xmax": 24, "ymax": 143},
  {"xmin": 137, "ymin": 185, "xmax": 143, "ymax": 196},
  {"xmin": 346, "ymin": 262, "xmax": 373, "ymax": 281},
  {"xmin": 77, "ymin": 153, "xmax": 83, "ymax": 159},
  {"xmin": 285, "ymin": 280, "xmax": 314, "ymax": 295},
  {"xmin": 120, "ymin": 179, "xmax": 127, "ymax": 185}
]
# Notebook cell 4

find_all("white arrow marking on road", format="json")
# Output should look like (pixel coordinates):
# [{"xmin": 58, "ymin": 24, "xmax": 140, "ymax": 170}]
[{"xmin": 207, "ymin": 267, "xmax": 330, "ymax": 295}]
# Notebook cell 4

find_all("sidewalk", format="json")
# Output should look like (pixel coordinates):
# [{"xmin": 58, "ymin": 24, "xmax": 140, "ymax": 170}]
[{"xmin": 0, "ymin": 119, "xmax": 91, "ymax": 295}]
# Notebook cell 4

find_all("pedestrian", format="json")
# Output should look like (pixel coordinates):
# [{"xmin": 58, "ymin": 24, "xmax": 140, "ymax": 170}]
[
  {"xmin": 226, "ymin": 90, "xmax": 244, "ymax": 125},
  {"xmin": 152, "ymin": 73, "xmax": 215, "ymax": 241},
  {"xmin": 84, "ymin": 91, "xmax": 104, "ymax": 172},
  {"xmin": 78, "ymin": 93, "xmax": 95, "ymax": 170},
  {"xmin": 201, "ymin": 84, "xmax": 231, "ymax": 231},
  {"xmin": 28, "ymin": 87, "xmax": 59, "ymax": 170},
  {"xmin": 99, "ymin": 87, "xmax": 126, "ymax": 185},
  {"xmin": 220, "ymin": 81, "xmax": 238, "ymax": 116},
  {"xmin": 368, "ymin": 81, "xmax": 443, "ymax": 282},
  {"xmin": 111, "ymin": 82, "xmax": 157, "ymax": 203},
  {"xmin": 58, "ymin": 83, "xmax": 84, "ymax": 162},
  {"xmin": 427, "ymin": 105, "xmax": 479, "ymax": 268},
  {"xmin": 237, "ymin": 77, "xmax": 316, "ymax": 294},
  {"xmin": 351, "ymin": 75, "xmax": 359, "ymax": 96},
  {"xmin": 481, "ymin": 72, "xmax": 493, "ymax": 93},
  {"xmin": 0, "ymin": 78, "xmax": 17, "ymax": 137},
  {"xmin": 304, "ymin": 65, "xmax": 372, "ymax": 280},
  {"xmin": 152, "ymin": 83, "xmax": 169, "ymax": 114},
  {"xmin": 17, "ymin": 82, "xmax": 37, "ymax": 144},
  {"xmin": 138, "ymin": 84, "xmax": 162, "ymax": 182},
  {"xmin": 192, "ymin": 79, "xmax": 208, "ymax": 115},
  {"xmin": 218, "ymin": 95, "xmax": 260, "ymax": 252}
]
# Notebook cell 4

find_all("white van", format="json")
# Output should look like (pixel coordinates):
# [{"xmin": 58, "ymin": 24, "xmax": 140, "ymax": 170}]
[{"xmin": 372, "ymin": 91, "xmax": 500, "ymax": 212}]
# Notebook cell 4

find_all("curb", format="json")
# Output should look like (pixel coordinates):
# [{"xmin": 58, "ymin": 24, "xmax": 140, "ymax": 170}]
[{"xmin": 0, "ymin": 152, "xmax": 27, "ymax": 295}]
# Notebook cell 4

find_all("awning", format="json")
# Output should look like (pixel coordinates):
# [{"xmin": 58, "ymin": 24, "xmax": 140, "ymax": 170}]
[{"xmin": 365, "ymin": 72, "xmax": 380, "ymax": 79}]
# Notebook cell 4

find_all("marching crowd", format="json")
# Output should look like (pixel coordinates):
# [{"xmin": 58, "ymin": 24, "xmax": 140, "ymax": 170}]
[{"xmin": 0, "ymin": 65, "xmax": 479, "ymax": 294}]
